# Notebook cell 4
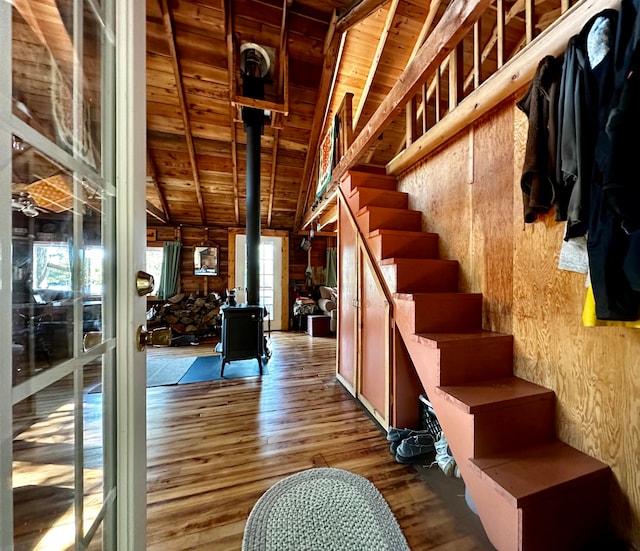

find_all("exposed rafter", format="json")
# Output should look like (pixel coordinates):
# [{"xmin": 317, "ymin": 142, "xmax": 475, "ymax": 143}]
[
  {"xmin": 146, "ymin": 201, "xmax": 168, "ymax": 223},
  {"xmin": 267, "ymin": 129, "xmax": 279, "ymax": 228},
  {"xmin": 352, "ymin": 0, "xmax": 399, "ymax": 132},
  {"xmin": 222, "ymin": 0, "xmax": 240, "ymax": 226},
  {"xmin": 336, "ymin": 0, "xmax": 391, "ymax": 33},
  {"xmin": 268, "ymin": 0, "xmax": 288, "ymax": 228},
  {"xmin": 146, "ymin": 149, "xmax": 170, "ymax": 224},
  {"xmin": 342, "ymin": 0, "xmax": 492, "ymax": 166},
  {"xmin": 159, "ymin": 0, "xmax": 207, "ymax": 226},
  {"xmin": 294, "ymin": 14, "xmax": 344, "ymax": 229},
  {"xmin": 407, "ymin": 0, "xmax": 443, "ymax": 64}
]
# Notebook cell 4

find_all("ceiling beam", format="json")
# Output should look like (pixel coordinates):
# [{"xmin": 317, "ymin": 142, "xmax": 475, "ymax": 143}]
[
  {"xmin": 222, "ymin": 0, "xmax": 240, "ymax": 225},
  {"xmin": 160, "ymin": 0, "xmax": 207, "ymax": 226},
  {"xmin": 336, "ymin": 0, "xmax": 391, "ymax": 33},
  {"xmin": 146, "ymin": 201, "xmax": 168, "ymax": 223},
  {"xmin": 267, "ymin": 0, "xmax": 289, "ymax": 229},
  {"xmin": 352, "ymin": 0, "xmax": 400, "ymax": 132},
  {"xmin": 267, "ymin": 129, "xmax": 280, "ymax": 228},
  {"xmin": 147, "ymin": 149, "xmax": 171, "ymax": 223},
  {"xmin": 278, "ymin": 0, "xmax": 289, "ymax": 114}
]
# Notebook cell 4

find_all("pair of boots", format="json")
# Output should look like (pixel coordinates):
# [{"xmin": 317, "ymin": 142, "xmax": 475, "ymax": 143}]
[{"xmin": 387, "ymin": 427, "xmax": 436, "ymax": 464}]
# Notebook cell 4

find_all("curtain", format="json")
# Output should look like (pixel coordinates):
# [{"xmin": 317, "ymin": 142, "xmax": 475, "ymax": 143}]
[
  {"xmin": 325, "ymin": 247, "xmax": 337, "ymax": 288},
  {"xmin": 158, "ymin": 241, "xmax": 182, "ymax": 300}
]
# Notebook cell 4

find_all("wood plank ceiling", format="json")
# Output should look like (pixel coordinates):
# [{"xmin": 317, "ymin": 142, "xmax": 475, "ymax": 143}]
[
  {"xmin": 145, "ymin": 0, "xmax": 426, "ymax": 231},
  {"xmin": 145, "ymin": 0, "xmax": 553, "ymax": 232}
]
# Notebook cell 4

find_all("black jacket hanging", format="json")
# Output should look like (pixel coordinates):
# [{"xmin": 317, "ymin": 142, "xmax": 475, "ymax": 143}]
[{"xmin": 517, "ymin": 55, "xmax": 562, "ymax": 223}]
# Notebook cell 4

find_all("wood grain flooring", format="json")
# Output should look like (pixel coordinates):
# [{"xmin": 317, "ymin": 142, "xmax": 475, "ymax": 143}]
[{"xmin": 146, "ymin": 331, "xmax": 495, "ymax": 550}]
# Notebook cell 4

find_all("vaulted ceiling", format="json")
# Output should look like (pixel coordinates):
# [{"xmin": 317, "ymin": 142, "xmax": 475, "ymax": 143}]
[
  {"xmin": 144, "ymin": 0, "xmax": 444, "ymax": 232},
  {"xmin": 8, "ymin": 0, "xmax": 564, "ymax": 231}
]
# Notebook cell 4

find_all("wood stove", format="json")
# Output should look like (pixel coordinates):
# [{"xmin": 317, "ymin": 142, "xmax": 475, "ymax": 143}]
[{"xmin": 220, "ymin": 305, "xmax": 264, "ymax": 376}]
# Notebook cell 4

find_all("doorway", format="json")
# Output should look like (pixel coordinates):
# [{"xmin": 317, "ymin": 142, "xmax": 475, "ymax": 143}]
[
  {"xmin": 234, "ymin": 233, "xmax": 286, "ymax": 331},
  {"xmin": 1, "ymin": 1, "xmax": 147, "ymax": 549}
]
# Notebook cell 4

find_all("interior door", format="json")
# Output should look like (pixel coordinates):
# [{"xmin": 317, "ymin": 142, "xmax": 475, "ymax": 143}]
[
  {"xmin": 358, "ymin": 249, "xmax": 390, "ymax": 427},
  {"xmin": 337, "ymin": 199, "xmax": 358, "ymax": 394},
  {"xmin": 0, "ymin": 1, "xmax": 146, "ymax": 549}
]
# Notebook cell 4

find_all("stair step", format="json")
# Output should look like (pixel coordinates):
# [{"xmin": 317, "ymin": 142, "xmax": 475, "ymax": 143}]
[
  {"xmin": 396, "ymin": 292, "xmax": 483, "ymax": 332},
  {"xmin": 348, "ymin": 187, "xmax": 409, "ymax": 211},
  {"xmin": 437, "ymin": 377, "xmax": 556, "ymax": 456},
  {"xmin": 437, "ymin": 376, "xmax": 554, "ymax": 414},
  {"xmin": 340, "ymin": 170, "xmax": 397, "ymax": 195},
  {"xmin": 469, "ymin": 440, "xmax": 610, "ymax": 508},
  {"xmin": 414, "ymin": 331, "xmax": 514, "ymax": 385},
  {"xmin": 367, "ymin": 229, "xmax": 439, "ymax": 260},
  {"xmin": 357, "ymin": 206, "xmax": 422, "ymax": 233},
  {"xmin": 379, "ymin": 258, "xmax": 459, "ymax": 293}
]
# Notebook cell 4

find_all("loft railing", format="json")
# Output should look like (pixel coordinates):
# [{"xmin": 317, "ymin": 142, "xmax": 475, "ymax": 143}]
[{"xmin": 302, "ymin": 0, "xmax": 618, "ymax": 229}]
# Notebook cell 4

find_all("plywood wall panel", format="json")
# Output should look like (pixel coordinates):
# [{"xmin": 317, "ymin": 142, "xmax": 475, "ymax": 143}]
[
  {"xmin": 472, "ymin": 107, "xmax": 515, "ymax": 334},
  {"xmin": 400, "ymin": 133, "xmax": 474, "ymax": 293},
  {"xmin": 399, "ymin": 98, "xmax": 640, "ymax": 548}
]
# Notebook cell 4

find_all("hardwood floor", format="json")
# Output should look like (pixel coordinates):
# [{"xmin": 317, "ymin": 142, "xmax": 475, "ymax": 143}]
[{"xmin": 146, "ymin": 331, "xmax": 495, "ymax": 550}]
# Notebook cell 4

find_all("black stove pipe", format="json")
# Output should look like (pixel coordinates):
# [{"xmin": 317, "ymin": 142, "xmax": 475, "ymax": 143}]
[
  {"xmin": 244, "ymin": 106, "xmax": 262, "ymax": 306},
  {"xmin": 242, "ymin": 58, "xmax": 265, "ymax": 307}
]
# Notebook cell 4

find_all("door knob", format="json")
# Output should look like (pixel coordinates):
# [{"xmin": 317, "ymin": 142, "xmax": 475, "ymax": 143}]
[
  {"xmin": 136, "ymin": 325, "xmax": 172, "ymax": 351},
  {"xmin": 83, "ymin": 331, "xmax": 103, "ymax": 351},
  {"xmin": 136, "ymin": 271, "xmax": 155, "ymax": 296}
]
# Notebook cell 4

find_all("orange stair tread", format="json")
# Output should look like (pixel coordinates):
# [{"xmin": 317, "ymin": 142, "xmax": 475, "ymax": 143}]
[
  {"xmin": 437, "ymin": 376, "xmax": 554, "ymax": 413},
  {"xmin": 414, "ymin": 330, "xmax": 513, "ymax": 349},
  {"xmin": 469, "ymin": 440, "xmax": 610, "ymax": 507},
  {"xmin": 348, "ymin": 187, "xmax": 407, "ymax": 200},
  {"xmin": 368, "ymin": 228, "xmax": 438, "ymax": 239},
  {"xmin": 395, "ymin": 292, "xmax": 482, "ymax": 301},
  {"xmin": 357, "ymin": 205, "xmax": 422, "ymax": 217},
  {"xmin": 379, "ymin": 257, "xmax": 457, "ymax": 266}
]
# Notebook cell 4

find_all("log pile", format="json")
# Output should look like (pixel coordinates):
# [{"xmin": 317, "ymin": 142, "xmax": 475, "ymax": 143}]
[{"xmin": 147, "ymin": 292, "xmax": 223, "ymax": 336}]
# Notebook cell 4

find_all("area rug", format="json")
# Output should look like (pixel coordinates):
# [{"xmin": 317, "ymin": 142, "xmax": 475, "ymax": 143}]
[
  {"xmin": 242, "ymin": 467, "xmax": 410, "ymax": 551},
  {"xmin": 146, "ymin": 356, "xmax": 195, "ymax": 387},
  {"xmin": 178, "ymin": 355, "xmax": 266, "ymax": 384}
]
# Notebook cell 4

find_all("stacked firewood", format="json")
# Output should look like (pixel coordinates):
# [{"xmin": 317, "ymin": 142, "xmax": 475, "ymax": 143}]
[{"xmin": 147, "ymin": 292, "xmax": 223, "ymax": 336}]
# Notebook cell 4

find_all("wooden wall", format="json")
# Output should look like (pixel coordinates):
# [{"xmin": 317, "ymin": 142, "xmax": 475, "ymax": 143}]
[
  {"xmin": 149, "ymin": 226, "xmax": 231, "ymax": 297},
  {"xmin": 148, "ymin": 226, "xmax": 333, "ymax": 320},
  {"xmin": 399, "ymin": 100, "xmax": 640, "ymax": 548}
]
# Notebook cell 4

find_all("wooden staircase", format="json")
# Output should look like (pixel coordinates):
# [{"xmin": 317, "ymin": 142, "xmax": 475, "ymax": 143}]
[{"xmin": 340, "ymin": 169, "xmax": 611, "ymax": 551}]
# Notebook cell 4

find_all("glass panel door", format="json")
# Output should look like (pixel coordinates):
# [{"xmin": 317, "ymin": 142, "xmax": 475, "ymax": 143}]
[
  {"xmin": 0, "ymin": 0, "xmax": 144, "ymax": 548},
  {"xmin": 235, "ymin": 234, "xmax": 283, "ymax": 331}
]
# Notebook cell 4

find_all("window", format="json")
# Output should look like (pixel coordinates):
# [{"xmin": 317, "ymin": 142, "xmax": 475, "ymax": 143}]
[
  {"xmin": 83, "ymin": 246, "xmax": 104, "ymax": 296},
  {"xmin": 32, "ymin": 242, "xmax": 72, "ymax": 291},
  {"xmin": 146, "ymin": 247, "xmax": 164, "ymax": 297}
]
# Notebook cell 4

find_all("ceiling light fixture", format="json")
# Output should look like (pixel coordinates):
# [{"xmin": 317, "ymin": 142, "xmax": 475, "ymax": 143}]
[{"xmin": 12, "ymin": 192, "xmax": 39, "ymax": 217}]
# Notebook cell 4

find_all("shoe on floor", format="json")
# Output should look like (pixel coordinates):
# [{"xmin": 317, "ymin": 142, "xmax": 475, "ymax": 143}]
[
  {"xmin": 387, "ymin": 427, "xmax": 418, "ymax": 442},
  {"xmin": 387, "ymin": 427, "xmax": 435, "ymax": 455},
  {"xmin": 395, "ymin": 433, "xmax": 436, "ymax": 464},
  {"xmin": 433, "ymin": 431, "xmax": 461, "ymax": 477}
]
